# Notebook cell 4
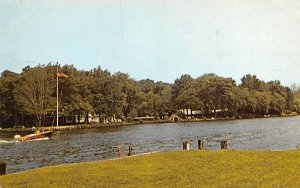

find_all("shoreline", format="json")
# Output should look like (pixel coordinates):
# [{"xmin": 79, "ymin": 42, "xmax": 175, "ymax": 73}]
[
  {"xmin": 2, "ymin": 148, "xmax": 297, "ymax": 175},
  {"xmin": 1, "ymin": 150, "xmax": 300, "ymax": 187},
  {"xmin": 0, "ymin": 114, "xmax": 298, "ymax": 132}
]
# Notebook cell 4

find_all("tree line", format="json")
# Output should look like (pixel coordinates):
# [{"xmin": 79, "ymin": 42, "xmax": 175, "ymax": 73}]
[{"xmin": 0, "ymin": 63, "xmax": 298, "ymax": 128}]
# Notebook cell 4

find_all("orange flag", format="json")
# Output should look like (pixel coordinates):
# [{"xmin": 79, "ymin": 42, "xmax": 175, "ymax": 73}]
[{"xmin": 57, "ymin": 72, "xmax": 68, "ymax": 78}]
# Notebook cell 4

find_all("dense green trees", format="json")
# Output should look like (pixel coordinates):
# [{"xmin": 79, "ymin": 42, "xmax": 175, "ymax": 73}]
[
  {"xmin": 291, "ymin": 84, "xmax": 300, "ymax": 113},
  {"xmin": 171, "ymin": 73, "xmax": 296, "ymax": 118},
  {"xmin": 14, "ymin": 65, "xmax": 56, "ymax": 127},
  {"xmin": 59, "ymin": 65, "xmax": 94, "ymax": 124},
  {"xmin": 0, "ymin": 70, "xmax": 19, "ymax": 128},
  {"xmin": 0, "ymin": 64, "xmax": 298, "ymax": 128},
  {"xmin": 137, "ymin": 80, "xmax": 171, "ymax": 118}
]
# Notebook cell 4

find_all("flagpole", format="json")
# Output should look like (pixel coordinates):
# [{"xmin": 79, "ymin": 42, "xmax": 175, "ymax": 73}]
[{"xmin": 56, "ymin": 63, "xmax": 59, "ymax": 128}]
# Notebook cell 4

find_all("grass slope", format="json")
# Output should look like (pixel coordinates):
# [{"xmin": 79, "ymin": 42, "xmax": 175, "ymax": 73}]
[{"xmin": 1, "ymin": 150, "xmax": 300, "ymax": 187}]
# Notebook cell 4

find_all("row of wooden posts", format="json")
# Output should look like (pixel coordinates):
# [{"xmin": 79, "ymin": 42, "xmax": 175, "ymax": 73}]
[
  {"xmin": 183, "ymin": 140, "xmax": 228, "ymax": 150},
  {"xmin": 118, "ymin": 145, "xmax": 134, "ymax": 157},
  {"xmin": 0, "ymin": 162, "xmax": 6, "ymax": 176},
  {"xmin": 118, "ymin": 140, "xmax": 228, "ymax": 158}
]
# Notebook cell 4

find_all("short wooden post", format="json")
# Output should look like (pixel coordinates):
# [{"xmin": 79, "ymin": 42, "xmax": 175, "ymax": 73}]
[
  {"xmin": 221, "ymin": 140, "xmax": 228, "ymax": 150},
  {"xmin": 118, "ymin": 147, "xmax": 125, "ymax": 158},
  {"xmin": 183, "ymin": 141, "xmax": 190, "ymax": 150},
  {"xmin": 0, "ymin": 162, "xmax": 6, "ymax": 175},
  {"xmin": 128, "ymin": 145, "xmax": 133, "ymax": 156},
  {"xmin": 198, "ymin": 139, "xmax": 204, "ymax": 150}
]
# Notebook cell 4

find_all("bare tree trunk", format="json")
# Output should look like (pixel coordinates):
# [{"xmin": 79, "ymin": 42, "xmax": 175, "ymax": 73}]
[
  {"xmin": 73, "ymin": 115, "xmax": 76, "ymax": 124},
  {"xmin": 85, "ymin": 113, "xmax": 90, "ymax": 124},
  {"xmin": 36, "ymin": 115, "xmax": 42, "ymax": 127}
]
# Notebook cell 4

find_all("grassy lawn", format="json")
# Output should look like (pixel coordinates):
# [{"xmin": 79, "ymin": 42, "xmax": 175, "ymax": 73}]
[{"xmin": 1, "ymin": 150, "xmax": 299, "ymax": 187}]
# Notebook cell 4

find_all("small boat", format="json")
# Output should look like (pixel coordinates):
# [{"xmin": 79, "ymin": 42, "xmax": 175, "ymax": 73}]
[{"xmin": 16, "ymin": 131, "xmax": 53, "ymax": 142}]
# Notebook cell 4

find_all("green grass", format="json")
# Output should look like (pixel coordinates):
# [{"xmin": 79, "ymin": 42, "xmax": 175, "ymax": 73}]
[{"xmin": 1, "ymin": 150, "xmax": 300, "ymax": 187}]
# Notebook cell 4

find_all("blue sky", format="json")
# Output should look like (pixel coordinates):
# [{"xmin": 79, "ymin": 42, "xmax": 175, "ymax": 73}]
[{"xmin": 0, "ymin": 0, "xmax": 299, "ymax": 86}]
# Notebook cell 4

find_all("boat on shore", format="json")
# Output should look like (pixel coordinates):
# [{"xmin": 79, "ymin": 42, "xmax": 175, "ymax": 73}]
[{"xmin": 15, "ymin": 131, "xmax": 53, "ymax": 142}]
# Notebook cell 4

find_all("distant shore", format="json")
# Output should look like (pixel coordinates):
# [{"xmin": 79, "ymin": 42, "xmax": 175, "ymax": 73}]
[{"xmin": 0, "ymin": 114, "xmax": 298, "ymax": 133}]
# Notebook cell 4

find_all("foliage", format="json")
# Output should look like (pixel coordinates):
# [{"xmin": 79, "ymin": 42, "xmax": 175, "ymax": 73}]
[
  {"xmin": 0, "ymin": 64, "xmax": 297, "ymax": 127},
  {"xmin": 0, "ymin": 70, "xmax": 19, "ymax": 127},
  {"xmin": 59, "ymin": 65, "xmax": 94, "ymax": 123},
  {"xmin": 171, "ymin": 74, "xmax": 193, "ymax": 110},
  {"xmin": 13, "ymin": 65, "xmax": 56, "ymax": 127}
]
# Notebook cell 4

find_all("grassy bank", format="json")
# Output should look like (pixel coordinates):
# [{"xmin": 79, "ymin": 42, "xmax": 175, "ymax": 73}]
[{"xmin": 1, "ymin": 150, "xmax": 300, "ymax": 187}]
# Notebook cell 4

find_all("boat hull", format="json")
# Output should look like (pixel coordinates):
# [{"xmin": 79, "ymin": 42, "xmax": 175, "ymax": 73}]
[{"xmin": 20, "ymin": 131, "xmax": 53, "ymax": 142}]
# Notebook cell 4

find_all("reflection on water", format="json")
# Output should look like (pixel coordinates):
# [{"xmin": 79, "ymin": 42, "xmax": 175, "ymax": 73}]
[{"xmin": 1, "ymin": 116, "xmax": 300, "ymax": 173}]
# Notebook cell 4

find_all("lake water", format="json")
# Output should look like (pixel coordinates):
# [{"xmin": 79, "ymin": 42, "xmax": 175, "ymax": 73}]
[{"xmin": 1, "ymin": 116, "xmax": 300, "ymax": 173}]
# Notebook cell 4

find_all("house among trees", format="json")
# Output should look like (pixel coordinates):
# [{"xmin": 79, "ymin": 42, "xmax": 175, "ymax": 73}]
[{"xmin": 179, "ymin": 108, "xmax": 229, "ymax": 119}]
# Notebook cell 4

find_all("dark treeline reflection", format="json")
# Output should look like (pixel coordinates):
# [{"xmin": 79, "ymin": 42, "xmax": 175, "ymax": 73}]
[{"xmin": 0, "ymin": 63, "xmax": 299, "ymax": 128}]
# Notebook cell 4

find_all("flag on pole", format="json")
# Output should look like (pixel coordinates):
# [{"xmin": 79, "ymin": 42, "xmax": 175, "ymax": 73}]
[{"xmin": 57, "ymin": 72, "xmax": 68, "ymax": 78}]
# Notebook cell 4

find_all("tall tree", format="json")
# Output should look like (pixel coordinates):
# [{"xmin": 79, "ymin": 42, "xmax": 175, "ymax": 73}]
[
  {"xmin": 106, "ymin": 74, "xmax": 126, "ymax": 120},
  {"xmin": 0, "ymin": 70, "xmax": 20, "ymax": 127},
  {"xmin": 176, "ymin": 81, "xmax": 201, "ymax": 117},
  {"xmin": 59, "ymin": 65, "xmax": 94, "ymax": 124},
  {"xmin": 89, "ymin": 67, "xmax": 112, "ymax": 122},
  {"xmin": 138, "ymin": 91, "xmax": 160, "ymax": 117},
  {"xmin": 195, "ymin": 74, "xmax": 238, "ymax": 117},
  {"xmin": 14, "ymin": 65, "xmax": 56, "ymax": 127},
  {"xmin": 113, "ymin": 72, "xmax": 140, "ymax": 119},
  {"xmin": 171, "ymin": 74, "xmax": 193, "ymax": 110},
  {"xmin": 157, "ymin": 84, "xmax": 172, "ymax": 118},
  {"xmin": 89, "ymin": 67, "xmax": 126, "ymax": 122},
  {"xmin": 240, "ymin": 74, "xmax": 267, "ymax": 92}
]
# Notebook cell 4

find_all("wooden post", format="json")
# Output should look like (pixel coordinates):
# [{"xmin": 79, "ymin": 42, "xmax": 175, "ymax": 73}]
[
  {"xmin": 183, "ymin": 141, "xmax": 190, "ymax": 150},
  {"xmin": 221, "ymin": 140, "xmax": 228, "ymax": 150},
  {"xmin": 118, "ymin": 147, "xmax": 125, "ymax": 158},
  {"xmin": 128, "ymin": 145, "xmax": 133, "ymax": 156},
  {"xmin": 0, "ymin": 162, "xmax": 6, "ymax": 175},
  {"xmin": 198, "ymin": 139, "xmax": 204, "ymax": 150}
]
